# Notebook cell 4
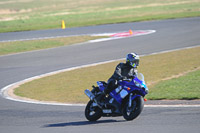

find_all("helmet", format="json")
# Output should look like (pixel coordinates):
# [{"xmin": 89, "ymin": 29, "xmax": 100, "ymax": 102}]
[{"xmin": 126, "ymin": 53, "xmax": 140, "ymax": 68}]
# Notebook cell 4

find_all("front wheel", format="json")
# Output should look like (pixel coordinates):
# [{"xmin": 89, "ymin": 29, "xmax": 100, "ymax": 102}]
[
  {"xmin": 122, "ymin": 96, "xmax": 144, "ymax": 121},
  {"xmin": 85, "ymin": 100, "xmax": 102, "ymax": 121}
]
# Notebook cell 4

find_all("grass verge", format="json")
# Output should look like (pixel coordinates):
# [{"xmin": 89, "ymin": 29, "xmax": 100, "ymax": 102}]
[
  {"xmin": 0, "ymin": 36, "xmax": 106, "ymax": 56},
  {"xmin": 0, "ymin": 0, "xmax": 200, "ymax": 32},
  {"xmin": 146, "ymin": 69, "xmax": 200, "ymax": 100},
  {"xmin": 14, "ymin": 46, "xmax": 200, "ymax": 103}
]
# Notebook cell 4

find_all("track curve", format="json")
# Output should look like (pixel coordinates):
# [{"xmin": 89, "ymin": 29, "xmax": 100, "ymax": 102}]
[{"xmin": 0, "ymin": 17, "xmax": 200, "ymax": 133}]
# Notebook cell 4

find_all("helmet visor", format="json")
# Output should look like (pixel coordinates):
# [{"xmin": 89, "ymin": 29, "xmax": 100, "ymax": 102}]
[{"xmin": 130, "ymin": 59, "xmax": 139, "ymax": 67}]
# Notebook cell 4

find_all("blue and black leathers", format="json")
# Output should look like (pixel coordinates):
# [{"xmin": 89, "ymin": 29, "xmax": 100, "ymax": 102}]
[
  {"xmin": 96, "ymin": 62, "xmax": 137, "ymax": 102},
  {"xmin": 105, "ymin": 62, "xmax": 137, "ymax": 94}
]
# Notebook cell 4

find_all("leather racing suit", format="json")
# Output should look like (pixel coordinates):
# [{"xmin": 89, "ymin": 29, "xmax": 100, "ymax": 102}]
[{"xmin": 104, "ymin": 62, "xmax": 138, "ymax": 95}]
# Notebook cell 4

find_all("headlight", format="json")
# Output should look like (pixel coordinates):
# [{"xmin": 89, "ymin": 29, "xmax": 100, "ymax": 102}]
[
  {"xmin": 134, "ymin": 80, "xmax": 148, "ymax": 94},
  {"xmin": 134, "ymin": 80, "xmax": 143, "ymax": 88}
]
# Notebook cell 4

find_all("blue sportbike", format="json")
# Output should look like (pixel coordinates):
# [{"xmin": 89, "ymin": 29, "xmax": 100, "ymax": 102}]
[{"xmin": 84, "ymin": 73, "xmax": 149, "ymax": 121}]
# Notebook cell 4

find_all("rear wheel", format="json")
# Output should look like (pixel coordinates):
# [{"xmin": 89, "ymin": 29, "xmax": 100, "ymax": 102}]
[
  {"xmin": 122, "ymin": 96, "xmax": 144, "ymax": 121},
  {"xmin": 85, "ymin": 100, "xmax": 102, "ymax": 121}
]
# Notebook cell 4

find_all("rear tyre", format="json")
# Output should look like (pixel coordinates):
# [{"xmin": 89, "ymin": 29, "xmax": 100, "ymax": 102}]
[
  {"xmin": 122, "ymin": 96, "xmax": 144, "ymax": 121},
  {"xmin": 85, "ymin": 100, "xmax": 102, "ymax": 121}
]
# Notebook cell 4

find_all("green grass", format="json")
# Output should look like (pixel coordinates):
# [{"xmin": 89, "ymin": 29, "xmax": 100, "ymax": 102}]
[
  {"xmin": 146, "ymin": 70, "xmax": 200, "ymax": 100},
  {"xmin": 14, "ymin": 46, "xmax": 200, "ymax": 103},
  {"xmin": 0, "ymin": 35, "xmax": 106, "ymax": 55},
  {"xmin": 0, "ymin": 0, "xmax": 200, "ymax": 32}
]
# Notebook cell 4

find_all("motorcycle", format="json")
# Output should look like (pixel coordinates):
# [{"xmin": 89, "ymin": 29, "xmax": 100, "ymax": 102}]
[{"xmin": 84, "ymin": 73, "xmax": 149, "ymax": 121}]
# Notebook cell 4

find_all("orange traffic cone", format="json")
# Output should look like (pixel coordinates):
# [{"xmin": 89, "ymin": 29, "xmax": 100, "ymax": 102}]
[
  {"xmin": 129, "ymin": 29, "xmax": 133, "ymax": 35},
  {"xmin": 61, "ymin": 20, "xmax": 66, "ymax": 29}
]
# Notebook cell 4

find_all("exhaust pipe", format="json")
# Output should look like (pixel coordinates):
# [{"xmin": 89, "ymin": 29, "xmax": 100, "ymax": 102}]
[
  {"xmin": 84, "ymin": 89, "xmax": 95, "ymax": 101},
  {"xmin": 84, "ymin": 89, "xmax": 103, "ymax": 109}
]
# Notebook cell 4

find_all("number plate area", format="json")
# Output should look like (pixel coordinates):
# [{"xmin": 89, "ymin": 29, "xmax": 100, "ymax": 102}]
[{"xmin": 103, "ymin": 109, "xmax": 112, "ymax": 113}]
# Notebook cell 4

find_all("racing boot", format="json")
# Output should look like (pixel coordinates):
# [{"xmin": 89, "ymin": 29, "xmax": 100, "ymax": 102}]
[{"xmin": 95, "ymin": 81, "xmax": 112, "ymax": 107}]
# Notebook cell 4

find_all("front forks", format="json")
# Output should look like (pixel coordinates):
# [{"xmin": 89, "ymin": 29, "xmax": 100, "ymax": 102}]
[
  {"xmin": 128, "ymin": 93, "xmax": 140, "ymax": 112},
  {"xmin": 129, "ymin": 93, "xmax": 133, "ymax": 108}
]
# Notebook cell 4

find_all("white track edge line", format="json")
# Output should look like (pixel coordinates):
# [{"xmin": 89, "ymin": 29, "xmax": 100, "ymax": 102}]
[
  {"xmin": 0, "ymin": 30, "xmax": 155, "ymax": 43},
  {"xmin": 89, "ymin": 30, "xmax": 156, "ymax": 43}
]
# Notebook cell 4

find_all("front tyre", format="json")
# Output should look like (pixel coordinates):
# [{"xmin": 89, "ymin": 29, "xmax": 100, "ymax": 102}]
[
  {"xmin": 85, "ymin": 100, "xmax": 102, "ymax": 121},
  {"xmin": 122, "ymin": 96, "xmax": 144, "ymax": 121}
]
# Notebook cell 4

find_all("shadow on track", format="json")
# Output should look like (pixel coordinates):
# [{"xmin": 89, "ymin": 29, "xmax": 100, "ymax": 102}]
[{"xmin": 43, "ymin": 119, "xmax": 125, "ymax": 127}]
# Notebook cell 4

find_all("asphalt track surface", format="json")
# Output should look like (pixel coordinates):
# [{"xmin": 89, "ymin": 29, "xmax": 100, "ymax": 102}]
[{"xmin": 0, "ymin": 17, "xmax": 200, "ymax": 133}]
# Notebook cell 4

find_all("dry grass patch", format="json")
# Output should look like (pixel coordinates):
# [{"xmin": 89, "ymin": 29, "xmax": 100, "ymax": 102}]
[
  {"xmin": 14, "ymin": 46, "xmax": 200, "ymax": 103},
  {"xmin": 1, "ymin": 0, "xmax": 200, "ymax": 32}
]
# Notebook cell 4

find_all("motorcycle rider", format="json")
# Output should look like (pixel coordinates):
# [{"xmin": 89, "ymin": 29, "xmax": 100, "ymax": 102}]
[{"xmin": 95, "ymin": 53, "xmax": 140, "ymax": 105}]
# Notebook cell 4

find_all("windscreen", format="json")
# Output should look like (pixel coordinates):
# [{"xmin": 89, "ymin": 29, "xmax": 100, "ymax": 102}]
[{"xmin": 137, "ymin": 73, "xmax": 144, "ymax": 81}]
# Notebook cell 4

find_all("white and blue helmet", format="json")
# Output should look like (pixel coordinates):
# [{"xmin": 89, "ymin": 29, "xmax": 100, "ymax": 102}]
[{"xmin": 126, "ymin": 53, "xmax": 140, "ymax": 68}]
